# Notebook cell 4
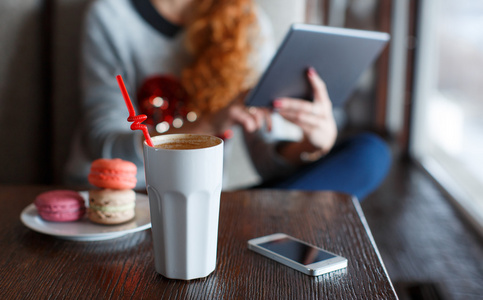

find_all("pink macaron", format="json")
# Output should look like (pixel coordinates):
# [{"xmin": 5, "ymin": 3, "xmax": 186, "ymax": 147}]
[
  {"xmin": 88, "ymin": 158, "xmax": 137, "ymax": 190},
  {"xmin": 34, "ymin": 190, "xmax": 86, "ymax": 222}
]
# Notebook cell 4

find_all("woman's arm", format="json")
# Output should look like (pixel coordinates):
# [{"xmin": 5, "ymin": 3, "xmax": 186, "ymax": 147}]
[{"xmin": 80, "ymin": 2, "xmax": 145, "ymax": 165}]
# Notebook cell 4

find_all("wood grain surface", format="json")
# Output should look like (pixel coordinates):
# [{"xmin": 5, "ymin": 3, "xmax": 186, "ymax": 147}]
[{"xmin": 0, "ymin": 186, "xmax": 397, "ymax": 299}]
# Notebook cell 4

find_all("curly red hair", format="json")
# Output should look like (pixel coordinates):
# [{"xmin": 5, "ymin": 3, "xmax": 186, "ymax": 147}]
[{"xmin": 181, "ymin": 0, "xmax": 258, "ymax": 114}]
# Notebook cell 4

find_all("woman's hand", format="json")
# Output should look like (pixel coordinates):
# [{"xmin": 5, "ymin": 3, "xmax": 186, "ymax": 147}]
[
  {"xmin": 208, "ymin": 93, "xmax": 271, "ymax": 135},
  {"xmin": 273, "ymin": 67, "xmax": 338, "ymax": 163}
]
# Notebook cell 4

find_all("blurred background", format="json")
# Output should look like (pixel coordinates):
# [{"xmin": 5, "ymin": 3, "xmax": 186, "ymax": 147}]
[
  {"xmin": 1, "ymin": 1, "xmax": 482, "ymax": 298},
  {"xmin": 0, "ymin": 0, "xmax": 393, "ymax": 186},
  {"xmin": 2, "ymin": 0, "xmax": 482, "ymax": 232}
]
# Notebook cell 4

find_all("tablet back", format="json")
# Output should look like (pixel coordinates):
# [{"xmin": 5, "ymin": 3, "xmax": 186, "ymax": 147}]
[{"xmin": 245, "ymin": 24, "xmax": 390, "ymax": 107}]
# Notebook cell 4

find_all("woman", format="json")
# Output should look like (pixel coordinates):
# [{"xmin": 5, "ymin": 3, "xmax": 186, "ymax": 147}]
[{"xmin": 65, "ymin": 0, "xmax": 391, "ymax": 200}]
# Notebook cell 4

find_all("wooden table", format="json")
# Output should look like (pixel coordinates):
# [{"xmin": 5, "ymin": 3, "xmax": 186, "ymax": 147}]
[{"xmin": 0, "ymin": 186, "xmax": 397, "ymax": 299}]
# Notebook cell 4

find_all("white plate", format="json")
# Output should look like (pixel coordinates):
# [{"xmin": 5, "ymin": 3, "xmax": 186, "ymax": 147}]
[{"xmin": 20, "ymin": 191, "xmax": 151, "ymax": 241}]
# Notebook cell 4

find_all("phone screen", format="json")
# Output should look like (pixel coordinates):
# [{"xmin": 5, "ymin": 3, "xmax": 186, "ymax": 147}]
[{"xmin": 258, "ymin": 237, "xmax": 336, "ymax": 265}]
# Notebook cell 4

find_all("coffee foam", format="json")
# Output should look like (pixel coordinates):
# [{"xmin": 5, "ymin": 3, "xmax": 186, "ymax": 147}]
[{"xmin": 152, "ymin": 134, "xmax": 222, "ymax": 150}]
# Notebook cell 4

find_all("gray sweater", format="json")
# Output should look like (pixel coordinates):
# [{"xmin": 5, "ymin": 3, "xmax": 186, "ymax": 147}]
[{"xmin": 65, "ymin": 0, "xmax": 296, "ymax": 190}]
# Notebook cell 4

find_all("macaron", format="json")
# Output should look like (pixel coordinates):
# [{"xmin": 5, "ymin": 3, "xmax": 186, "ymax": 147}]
[
  {"xmin": 88, "ymin": 158, "xmax": 137, "ymax": 190},
  {"xmin": 34, "ymin": 190, "xmax": 86, "ymax": 222},
  {"xmin": 87, "ymin": 189, "xmax": 136, "ymax": 225}
]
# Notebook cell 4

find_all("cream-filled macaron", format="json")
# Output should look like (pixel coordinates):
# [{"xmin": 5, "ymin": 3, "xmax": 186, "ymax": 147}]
[{"xmin": 87, "ymin": 189, "xmax": 136, "ymax": 225}]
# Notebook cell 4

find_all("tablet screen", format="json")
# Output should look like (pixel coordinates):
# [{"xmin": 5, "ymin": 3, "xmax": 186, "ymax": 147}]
[{"xmin": 245, "ymin": 24, "xmax": 390, "ymax": 107}]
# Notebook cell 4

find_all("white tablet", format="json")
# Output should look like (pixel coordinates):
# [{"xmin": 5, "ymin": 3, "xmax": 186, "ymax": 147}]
[{"xmin": 245, "ymin": 23, "xmax": 390, "ymax": 107}]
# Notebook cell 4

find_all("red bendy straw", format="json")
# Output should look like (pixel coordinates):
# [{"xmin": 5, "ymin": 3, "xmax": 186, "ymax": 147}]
[{"xmin": 116, "ymin": 75, "xmax": 154, "ymax": 147}]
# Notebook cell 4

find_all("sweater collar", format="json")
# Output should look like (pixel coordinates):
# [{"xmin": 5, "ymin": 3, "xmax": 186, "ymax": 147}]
[{"xmin": 131, "ymin": 0, "xmax": 182, "ymax": 38}]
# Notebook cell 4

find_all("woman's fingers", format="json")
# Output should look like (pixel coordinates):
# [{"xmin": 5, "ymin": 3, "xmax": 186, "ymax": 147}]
[
  {"xmin": 273, "ymin": 97, "xmax": 313, "ymax": 116},
  {"xmin": 226, "ymin": 104, "xmax": 270, "ymax": 133},
  {"xmin": 276, "ymin": 107, "xmax": 321, "ymax": 127},
  {"xmin": 272, "ymin": 68, "xmax": 333, "ymax": 128},
  {"xmin": 272, "ymin": 67, "xmax": 338, "ymax": 151},
  {"xmin": 227, "ymin": 105, "xmax": 255, "ymax": 132},
  {"xmin": 307, "ymin": 67, "xmax": 330, "ymax": 105},
  {"xmin": 273, "ymin": 97, "xmax": 330, "ymax": 126}
]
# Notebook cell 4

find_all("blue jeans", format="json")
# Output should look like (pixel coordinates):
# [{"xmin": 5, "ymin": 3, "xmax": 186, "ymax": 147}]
[{"xmin": 259, "ymin": 133, "xmax": 392, "ymax": 201}]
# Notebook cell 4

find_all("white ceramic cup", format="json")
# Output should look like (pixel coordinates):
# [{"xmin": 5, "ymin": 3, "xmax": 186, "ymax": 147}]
[{"xmin": 143, "ymin": 134, "xmax": 224, "ymax": 280}]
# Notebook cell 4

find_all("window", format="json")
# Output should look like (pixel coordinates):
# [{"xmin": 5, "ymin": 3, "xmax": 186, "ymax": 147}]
[{"xmin": 411, "ymin": 0, "xmax": 483, "ymax": 234}]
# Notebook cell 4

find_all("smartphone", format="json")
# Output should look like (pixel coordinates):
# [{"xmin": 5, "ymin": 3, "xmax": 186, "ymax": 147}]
[{"xmin": 248, "ymin": 233, "xmax": 348, "ymax": 276}]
